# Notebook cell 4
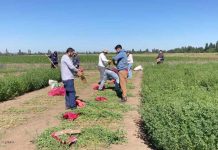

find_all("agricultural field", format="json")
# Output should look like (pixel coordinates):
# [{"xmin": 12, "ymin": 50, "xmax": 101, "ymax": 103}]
[
  {"xmin": 0, "ymin": 53, "xmax": 218, "ymax": 150},
  {"xmin": 141, "ymin": 63, "xmax": 218, "ymax": 150}
]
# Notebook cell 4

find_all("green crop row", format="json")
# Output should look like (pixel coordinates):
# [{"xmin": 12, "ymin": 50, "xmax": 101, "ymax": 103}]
[
  {"xmin": 0, "ymin": 54, "xmax": 214, "ymax": 64},
  {"xmin": 141, "ymin": 63, "xmax": 218, "ymax": 150},
  {"xmin": 0, "ymin": 68, "xmax": 61, "ymax": 102}
]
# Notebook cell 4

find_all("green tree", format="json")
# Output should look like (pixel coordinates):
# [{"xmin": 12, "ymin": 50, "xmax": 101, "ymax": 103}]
[
  {"xmin": 131, "ymin": 49, "xmax": 135, "ymax": 53},
  {"xmin": 209, "ymin": 43, "xmax": 215, "ymax": 49},
  {"xmin": 216, "ymin": 41, "xmax": 218, "ymax": 51},
  {"xmin": 205, "ymin": 43, "xmax": 209, "ymax": 51}
]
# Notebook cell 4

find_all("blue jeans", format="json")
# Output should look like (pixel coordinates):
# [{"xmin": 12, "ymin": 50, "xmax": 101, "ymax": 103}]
[
  {"xmin": 99, "ymin": 70, "xmax": 120, "ymax": 91},
  {"xmin": 128, "ymin": 63, "xmax": 133, "ymax": 79},
  {"xmin": 63, "ymin": 79, "xmax": 76, "ymax": 109}
]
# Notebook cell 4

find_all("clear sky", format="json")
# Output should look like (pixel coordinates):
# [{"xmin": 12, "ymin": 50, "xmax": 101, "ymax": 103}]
[{"xmin": 0, "ymin": 0, "xmax": 218, "ymax": 52}]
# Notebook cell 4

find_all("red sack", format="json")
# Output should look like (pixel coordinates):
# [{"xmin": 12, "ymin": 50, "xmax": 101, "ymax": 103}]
[
  {"xmin": 48, "ymin": 87, "xmax": 66, "ymax": 96},
  {"xmin": 95, "ymin": 96, "xmax": 108, "ymax": 102},
  {"xmin": 76, "ymin": 99, "xmax": 86, "ymax": 108},
  {"xmin": 63, "ymin": 112, "xmax": 79, "ymax": 120},
  {"xmin": 51, "ymin": 130, "xmax": 78, "ymax": 145}
]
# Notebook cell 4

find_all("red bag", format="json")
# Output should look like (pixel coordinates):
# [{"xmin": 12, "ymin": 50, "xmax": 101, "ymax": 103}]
[
  {"xmin": 76, "ymin": 99, "xmax": 86, "ymax": 108},
  {"xmin": 95, "ymin": 96, "xmax": 108, "ymax": 102},
  {"xmin": 63, "ymin": 112, "xmax": 79, "ymax": 120},
  {"xmin": 48, "ymin": 87, "xmax": 66, "ymax": 96},
  {"xmin": 51, "ymin": 129, "xmax": 80, "ymax": 145}
]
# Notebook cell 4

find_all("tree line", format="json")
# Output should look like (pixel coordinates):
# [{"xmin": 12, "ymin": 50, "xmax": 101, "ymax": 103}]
[
  {"xmin": 168, "ymin": 41, "xmax": 218, "ymax": 53},
  {"xmin": 1, "ymin": 41, "xmax": 218, "ymax": 55}
]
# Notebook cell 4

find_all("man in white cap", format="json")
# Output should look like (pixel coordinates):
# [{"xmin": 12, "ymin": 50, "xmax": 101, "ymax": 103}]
[{"xmin": 98, "ymin": 50, "xmax": 109, "ymax": 83}]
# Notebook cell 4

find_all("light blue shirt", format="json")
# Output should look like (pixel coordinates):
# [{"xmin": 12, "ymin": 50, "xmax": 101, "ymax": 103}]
[
  {"xmin": 61, "ymin": 54, "xmax": 78, "ymax": 81},
  {"xmin": 112, "ymin": 49, "xmax": 128, "ymax": 71}
]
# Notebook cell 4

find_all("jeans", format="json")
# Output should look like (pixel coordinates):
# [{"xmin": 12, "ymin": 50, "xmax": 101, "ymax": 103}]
[
  {"xmin": 99, "ymin": 70, "xmax": 120, "ymax": 91},
  {"xmin": 128, "ymin": 63, "xmax": 133, "ymax": 79},
  {"xmin": 63, "ymin": 79, "xmax": 76, "ymax": 109},
  {"xmin": 98, "ymin": 66, "xmax": 106, "ymax": 82}
]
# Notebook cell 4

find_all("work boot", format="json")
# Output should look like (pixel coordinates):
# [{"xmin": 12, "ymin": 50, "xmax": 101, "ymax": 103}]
[{"xmin": 121, "ymin": 97, "xmax": 127, "ymax": 102}]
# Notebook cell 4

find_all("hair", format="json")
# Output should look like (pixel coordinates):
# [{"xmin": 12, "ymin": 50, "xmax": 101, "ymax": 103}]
[
  {"xmin": 115, "ymin": 44, "xmax": 122, "ymax": 50},
  {"xmin": 66, "ymin": 47, "xmax": 75, "ymax": 53}
]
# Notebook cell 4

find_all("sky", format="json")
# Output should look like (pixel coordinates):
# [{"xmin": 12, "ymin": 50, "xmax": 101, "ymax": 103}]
[{"xmin": 0, "ymin": 0, "xmax": 218, "ymax": 52}]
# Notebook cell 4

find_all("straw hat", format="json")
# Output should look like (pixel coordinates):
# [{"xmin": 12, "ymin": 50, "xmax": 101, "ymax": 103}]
[{"xmin": 102, "ymin": 49, "xmax": 108, "ymax": 54}]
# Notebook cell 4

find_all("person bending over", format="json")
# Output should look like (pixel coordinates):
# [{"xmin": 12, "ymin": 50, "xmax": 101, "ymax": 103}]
[{"xmin": 98, "ymin": 67, "xmax": 120, "ymax": 91}]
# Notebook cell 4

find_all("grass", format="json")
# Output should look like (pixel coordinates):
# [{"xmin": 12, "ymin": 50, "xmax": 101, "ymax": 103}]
[
  {"xmin": 140, "ymin": 62, "xmax": 218, "ymax": 150},
  {"xmin": 0, "ymin": 96, "xmax": 60, "ymax": 129},
  {"xmin": 1, "ymin": 53, "xmax": 217, "ymax": 64},
  {"xmin": 0, "ymin": 68, "xmax": 61, "ymax": 102},
  {"xmin": 0, "ymin": 71, "xmax": 98, "ymax": 131},
  {"xmin": 36, "ymin": 80, "xmax": 131, "ymax": 150}
]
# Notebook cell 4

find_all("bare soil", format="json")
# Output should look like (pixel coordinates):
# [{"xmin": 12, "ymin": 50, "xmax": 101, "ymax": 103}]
[
  {"xmin": 110, "ymin": 72, "xmax": 152, "ymax": 150},
  {"xmin": 0, "ymin": 71, "xmax": 151, "ymax": 150},
  {"xmin": 0, "ymin": 71, "xmax": 97, "ymax": 150}
]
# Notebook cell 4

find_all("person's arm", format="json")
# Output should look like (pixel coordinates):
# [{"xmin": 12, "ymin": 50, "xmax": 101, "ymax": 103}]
[
  {"xmin": 101, "ymin": 54, "xmax": 109, "ymax": 62},
  {"xmin": 65, "ymin": 57, "xmax": 78, "ymax": 72},
  {"xmin": 112, "ymin": 52, "xmax": 123, "ymax": 61}
]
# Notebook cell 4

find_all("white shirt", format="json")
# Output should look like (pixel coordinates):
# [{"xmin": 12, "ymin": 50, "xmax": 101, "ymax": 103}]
[
  {"xmin": 127, "ymin": 54, "xmax": 133, "ymax": 64},
  {"xmin": 98, "ymin": 53, "xmax": 109, "ymax": 67},
  {"xmin": 61, "ymin": 54, "xmax": 78, "ymax": 81}
]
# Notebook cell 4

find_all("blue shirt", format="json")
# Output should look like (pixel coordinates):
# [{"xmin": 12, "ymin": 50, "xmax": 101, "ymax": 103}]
[{"xmin": 112, "ymin": 49, "xmax": 128, "ymax": 71}]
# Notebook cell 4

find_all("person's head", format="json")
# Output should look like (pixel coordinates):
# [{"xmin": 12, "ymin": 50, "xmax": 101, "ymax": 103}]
[
  {"xmin": 66, "ymin": 47, "xmax": 75, "ymax": 57},
  {"xmin": 102, "ymin": 49, "xmax": 108, "ymax": 55},
  {"xmin": 54, "ymin": 51, "xmax": 57, "ymax": 56},
  {"xmin": 115, "ymin": 45, "xmax": 122, "ymax": 52},
  {"xmin": 159, "ymin": 50, "xmax": 163, "ymax": 54}
]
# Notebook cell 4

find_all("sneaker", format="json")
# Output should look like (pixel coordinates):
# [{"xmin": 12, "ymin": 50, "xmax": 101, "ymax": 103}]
[
  {"xmin": 65, "ymin": 106, "xmax": 77, "ymax": 110},
  {"xmin": 121, "ymin": 97, "xmax": 127, "ymax": 102}
]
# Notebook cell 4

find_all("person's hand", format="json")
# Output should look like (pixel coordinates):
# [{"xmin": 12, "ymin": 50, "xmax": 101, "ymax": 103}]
[
  {"xmin": 77, "ymin": 71, "xmax": 82, "ymax": 77},
  {"xmin": 108, "ymin": 60, "xmax": 112, "ymax": 65}
]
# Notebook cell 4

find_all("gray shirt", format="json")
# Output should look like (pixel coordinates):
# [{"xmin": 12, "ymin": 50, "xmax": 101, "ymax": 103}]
[{"xmin": 61, "ymin": 54, "xmax": 78, "ymax": 81}]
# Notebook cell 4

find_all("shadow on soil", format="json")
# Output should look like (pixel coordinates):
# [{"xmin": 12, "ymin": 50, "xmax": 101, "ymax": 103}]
[{"xmin": 135, "ymin": 119, "xmax": 157, "ymax": 150}]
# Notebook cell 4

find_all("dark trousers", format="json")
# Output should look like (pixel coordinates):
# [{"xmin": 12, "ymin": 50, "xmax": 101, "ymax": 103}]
[
  {"xmin": 51, "ymin": 63, "xmax": 58, "ymax": 68},
  {"xmin": 63, "ymin": 79, "xmax": 76, "ymax": 109}
]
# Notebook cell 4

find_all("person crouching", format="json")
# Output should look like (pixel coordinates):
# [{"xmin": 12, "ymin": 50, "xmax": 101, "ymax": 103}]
[{"xmin": 98, "ymin": 67, "xmax": 120, "ymax": 91}]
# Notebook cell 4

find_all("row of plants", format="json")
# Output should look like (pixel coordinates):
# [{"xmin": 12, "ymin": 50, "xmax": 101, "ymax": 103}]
[
  {"xmin": 36, "ymin": 83, "xmax": 131, "ymax": 150},
  {"xmin": 0, "ymin": 68, "xmax": 61, "ymax": 102},
  {"xmin": 141, "ymin": 63, "xmax": 218, "ymax": 150},
  {"xmin": 0, "ymin": 54, "xmax": 214, "ymax": 64}
]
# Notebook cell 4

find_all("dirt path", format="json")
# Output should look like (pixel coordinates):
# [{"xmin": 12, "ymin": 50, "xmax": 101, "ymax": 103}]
[
  {"xmin": 0, "ymin": 71, "xmax": 152, "ymax": 150},
  {"xmin": 110, "ymin": 71, "xmax": 152, "ymax": 150},
  {"xmin": 0, "ymin": 71, "xmax": 97, "ymax": 150}
]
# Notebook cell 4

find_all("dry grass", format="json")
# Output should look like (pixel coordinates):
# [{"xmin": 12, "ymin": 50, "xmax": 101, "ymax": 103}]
[{"xmin": 0, "ymin": 70, "xmax": 99, "ymax": 130}]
